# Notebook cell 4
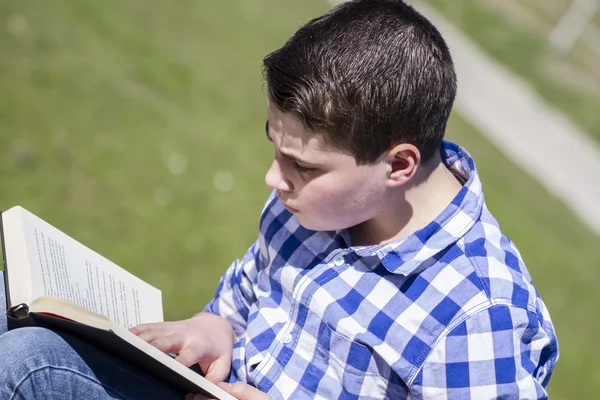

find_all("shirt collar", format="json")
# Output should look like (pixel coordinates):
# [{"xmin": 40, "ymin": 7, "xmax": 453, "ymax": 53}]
[{"xmin": 341, "ymin": 140, "xmax": 484, "ymax": 275}]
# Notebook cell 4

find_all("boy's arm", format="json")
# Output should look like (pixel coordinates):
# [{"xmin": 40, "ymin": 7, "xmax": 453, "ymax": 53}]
[
  {"xmin": 409, "ymin": 304, "xmax": 558, "ymax": 400},
  {"xmin": 204, "ymin": 191, "xmax": 277, "ymax": 338},
  {"xmin": 204, "ymin": 241, "xmax": 262, "ymax": 338}
]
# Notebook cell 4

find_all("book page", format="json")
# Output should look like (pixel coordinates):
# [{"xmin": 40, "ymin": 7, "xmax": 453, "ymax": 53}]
[{"xmin": 4, "ymin": 207, "xmax": 163, "ymax": 328}]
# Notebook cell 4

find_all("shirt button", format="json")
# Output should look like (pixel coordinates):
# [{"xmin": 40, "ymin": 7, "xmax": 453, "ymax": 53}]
[
  {"xmin": 282, "ymin": 333, "xmax": 293, "ymax": 344},
  {"xmin": 333, "ymin": 256, "xmax": 345, "ymax": 266}
]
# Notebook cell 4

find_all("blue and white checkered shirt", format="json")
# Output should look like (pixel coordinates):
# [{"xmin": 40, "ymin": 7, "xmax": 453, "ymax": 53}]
[{"xmin": 205, "ymin": 141, "xmax": 559, "ymax": 399}]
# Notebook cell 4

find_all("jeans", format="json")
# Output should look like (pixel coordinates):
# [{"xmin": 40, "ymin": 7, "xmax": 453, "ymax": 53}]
[{"xmin": 0, "ymin": 275, "xmax": 185, "ymax": 399}]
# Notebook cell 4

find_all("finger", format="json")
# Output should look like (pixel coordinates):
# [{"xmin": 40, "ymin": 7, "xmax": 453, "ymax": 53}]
[
  {"xmin": 135, "ymin": 329, "xmax": 167, "ymax": 345},
  {"xmin": 130, "ymin": 321, "xmax": 169, "ymax": 335},
  {"xmin": 148, "ymin": 333, "xmax": 187, "ymax": 354},
  {"xmin": 134, "ymin": 322, "xmax": 180, "ymax": 345},
  {"xmin": 217, "ymin": 382, "xmax": 271, "ymax": 400},
  {"xmin": 202, "ymin": 357, "xmax": 232, "ymax": 383},
  {"xmin": 174, "ymin": 343, "xmax": 212, "ymax": 368}
]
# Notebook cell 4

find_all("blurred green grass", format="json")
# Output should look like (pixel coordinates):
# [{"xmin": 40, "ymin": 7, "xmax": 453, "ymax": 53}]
[
  {"xmin": 422, "ymin": 0, "xmax": 600, "ymax": 143},
  {"xmin": 0, "ymin": 1, "xmax": 598, "ymax": 398}
]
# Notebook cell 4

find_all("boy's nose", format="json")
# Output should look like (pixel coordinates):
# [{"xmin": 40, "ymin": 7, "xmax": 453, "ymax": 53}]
[{"xmin": 265, "ymin": 159, "xmax": 292, "ymax": 192}]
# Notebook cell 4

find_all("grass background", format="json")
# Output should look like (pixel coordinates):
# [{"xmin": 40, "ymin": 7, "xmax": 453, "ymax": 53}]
[
  {"xmin": 1, "ymin": 1, "xmax": 599, "ymax": 398},
  {"xmin": 422, "ymin": 0, "xmax": 600, "ymax": 143}
]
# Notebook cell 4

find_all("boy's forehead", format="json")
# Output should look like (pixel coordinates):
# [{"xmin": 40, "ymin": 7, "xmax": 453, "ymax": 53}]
[
  {"xmin": 267, "ymin": 99, "xmax": 304, "ymax": 132},
  {"xmin": 265, "ymin": 118, "xmax": 339, "ymax": 154},
  {"xmin": 265, "ymin": 94, "xmax": 355, "ymax": 158},
  {"xmin": 265, "ymin": 118, "xmax": 360, "ymax": 170},
  {"xmin": 266, "ymin": 118, "xmax": 323, "ymax": 150},
  {"xmin": 267, "ymin": 103, "xmax": 320, "ymax": 144}
]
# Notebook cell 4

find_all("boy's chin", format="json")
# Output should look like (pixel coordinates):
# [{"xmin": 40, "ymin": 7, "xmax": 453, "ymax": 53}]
[
  {"xmin": 295, "ymin": 215, "xmax": 318, "ymax": 231},
  {"xmin": 295, "ymin": 214, "xmax": 343, "ymax": 232}
]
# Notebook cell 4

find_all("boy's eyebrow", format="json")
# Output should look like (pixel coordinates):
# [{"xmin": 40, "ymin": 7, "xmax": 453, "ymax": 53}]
[
  {"xmin": 265, "ymin": 120, "xmax": 272, "ymax": 141},
  {"xmin": 264, "ymin": 120, "xmax": 321, "ymax": 167}
]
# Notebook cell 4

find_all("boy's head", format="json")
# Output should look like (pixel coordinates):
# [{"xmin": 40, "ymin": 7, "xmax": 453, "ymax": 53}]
[
  {"xmin": 262, "ymin": 0, "xmax": 457, "ymax": 233},
  {"xmin": 263, "ymin": 0, "xmax": 456, "ymax": 166}
]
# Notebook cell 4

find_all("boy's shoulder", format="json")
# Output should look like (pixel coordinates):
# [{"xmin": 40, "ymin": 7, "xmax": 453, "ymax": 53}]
[
  {"xmin": 462, "ymin": 205, "xmax": 537, "ymax": 307},
  {"xmin": 383, "ymin": 209, "xmax": 553, "ymax": 377},
  {"xmin": 421, "ymin": 205, "xmax": 545, "ymax": 318}
]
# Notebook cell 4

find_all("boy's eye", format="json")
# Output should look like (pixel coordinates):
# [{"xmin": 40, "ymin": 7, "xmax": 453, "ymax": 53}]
[{"xmin": 293, "ymin": 162, "xmax": 317, "ymax": 174}]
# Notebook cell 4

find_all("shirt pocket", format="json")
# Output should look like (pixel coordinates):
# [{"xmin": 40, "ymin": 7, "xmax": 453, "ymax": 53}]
[{"xmin": 308, "ymin": 323, "xmax": 390, "ymax": 399}]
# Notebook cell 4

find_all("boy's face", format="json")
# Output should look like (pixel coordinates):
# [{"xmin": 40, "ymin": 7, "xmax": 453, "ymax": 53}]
[{"xmin": 265, "ymin": 97, "xmax": 389, "ymax": 232}]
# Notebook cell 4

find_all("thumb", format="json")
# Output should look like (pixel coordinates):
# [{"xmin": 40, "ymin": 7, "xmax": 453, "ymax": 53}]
[
  {"xmin": 203, "ymin": 357, "xmax": 231, "ymax": 382},
  {"xmin": 217, "ymin": 382, "xmax": 271, "ymax": 400}
]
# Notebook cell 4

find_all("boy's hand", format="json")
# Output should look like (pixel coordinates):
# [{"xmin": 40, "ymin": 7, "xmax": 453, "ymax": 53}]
[
  {"xmin": 184, "ymin": 382, "xmax": 272, "ymax": 400},
  {"xmin": 216, "ymin": 382, "xmax": 271, "ymax": 400},
  {"xmin": 130, "ymin": 312, "xmax": 234, "ymax": 382}
]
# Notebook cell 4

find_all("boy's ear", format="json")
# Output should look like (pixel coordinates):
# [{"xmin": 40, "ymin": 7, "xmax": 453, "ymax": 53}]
[{"xmin": 385, "ymin": 143, "xmax": 421, "ymax": 187}]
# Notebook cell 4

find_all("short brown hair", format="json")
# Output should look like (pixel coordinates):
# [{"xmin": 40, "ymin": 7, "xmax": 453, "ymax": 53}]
[{"xmin": 263, "ymin": 0, "xmax": 457, "ymax": 165}]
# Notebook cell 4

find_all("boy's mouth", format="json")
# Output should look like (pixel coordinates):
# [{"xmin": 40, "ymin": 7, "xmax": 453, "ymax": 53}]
[{"xmin": 283, "ymin": 203, "xmax": 299, "ymax": 213}]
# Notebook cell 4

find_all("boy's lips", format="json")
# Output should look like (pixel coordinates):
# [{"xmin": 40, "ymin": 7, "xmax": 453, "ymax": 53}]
[{"xmin": 284, "ymin": 203, "xmax": 299, "ymax": 213}]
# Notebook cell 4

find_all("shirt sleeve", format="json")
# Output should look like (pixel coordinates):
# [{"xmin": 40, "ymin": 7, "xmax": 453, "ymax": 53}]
[
  {"xmin": 204, "ymin": 240, "xmax": 261, "ymax": 338},
  {"xmin": 204, "ymin": 191, "xmax": 278, "ymax": 338},
  {"xmin": 409, "ymin": 304, "xmax": 559, "ymax": 400}
]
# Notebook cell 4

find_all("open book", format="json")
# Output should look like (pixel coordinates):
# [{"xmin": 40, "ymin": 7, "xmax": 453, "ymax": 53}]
[{"xmin": 0, "ymin": 206, "xmax": 235, "ymax": 400}]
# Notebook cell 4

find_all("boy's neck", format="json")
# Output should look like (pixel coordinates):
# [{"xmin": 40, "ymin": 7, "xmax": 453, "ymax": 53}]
[{"xmin": 349, "ymin": 154, "xmax": 464, "ymax": 247}]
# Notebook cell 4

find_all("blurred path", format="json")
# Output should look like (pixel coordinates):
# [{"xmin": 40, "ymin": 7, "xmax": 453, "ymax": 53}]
[{"xmin": 329, "ymin": 0, "xmax": 600, "ymax": 236}]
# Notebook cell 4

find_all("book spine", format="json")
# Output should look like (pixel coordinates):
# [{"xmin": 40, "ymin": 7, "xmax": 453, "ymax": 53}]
[{"xmin": 0, "ymin": 211, "xmax": 12, "ymax": 312}]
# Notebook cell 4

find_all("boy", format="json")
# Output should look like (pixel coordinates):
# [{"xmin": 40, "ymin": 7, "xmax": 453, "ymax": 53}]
[
  {"xmin": 0, "ymin": 0, "xmax": 558, "ymax": 399},
  {"xmin": 135, "ymin": 0, "xmax": 559, "ymax": 398}
]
